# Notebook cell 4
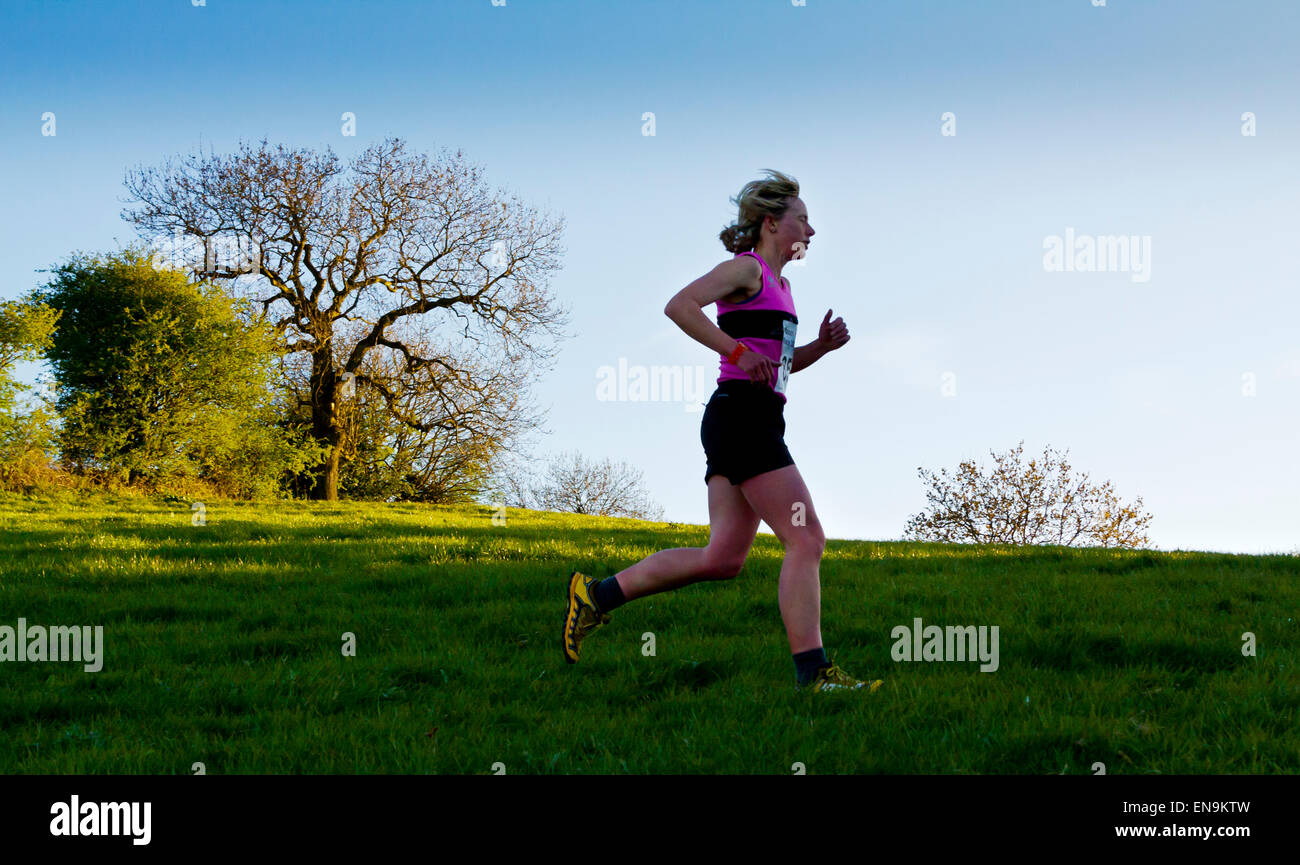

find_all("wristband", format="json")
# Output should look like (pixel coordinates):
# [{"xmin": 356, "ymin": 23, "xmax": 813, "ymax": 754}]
[{"xmin": 726, "ymin": 342, "xmax": 749, "ymax": 365}]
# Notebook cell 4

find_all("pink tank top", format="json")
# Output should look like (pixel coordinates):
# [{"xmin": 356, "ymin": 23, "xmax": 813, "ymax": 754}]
[{"xmin": 714, "ymin": 251, "xmax": 799, "ymax": 403}]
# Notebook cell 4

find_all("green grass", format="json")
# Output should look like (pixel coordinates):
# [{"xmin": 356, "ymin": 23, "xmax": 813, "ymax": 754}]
[{"xmin": 0, "ymin": 489, "xmax": 1295, "ymax": 774}]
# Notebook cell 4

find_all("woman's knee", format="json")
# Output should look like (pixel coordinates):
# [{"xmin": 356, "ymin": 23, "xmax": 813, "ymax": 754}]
[
  {"xmin": 701, "ymin": 548, "xmax": 747, "ymax": 580},
  {"xmin": 782, "ymin": 521, "xmax": 825, "ymax": 558}
]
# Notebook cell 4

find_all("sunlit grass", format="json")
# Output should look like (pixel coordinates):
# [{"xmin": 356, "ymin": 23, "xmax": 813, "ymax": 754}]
[{"xmin": 0, "ymin": 489, "xmax": 1295, "ymax": 774}]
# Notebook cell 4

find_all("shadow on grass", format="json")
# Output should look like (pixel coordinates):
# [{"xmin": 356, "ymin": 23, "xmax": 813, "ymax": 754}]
[{"xmin": 1021, "ymin": 633, "xmax": 1240, "ymax": 672}]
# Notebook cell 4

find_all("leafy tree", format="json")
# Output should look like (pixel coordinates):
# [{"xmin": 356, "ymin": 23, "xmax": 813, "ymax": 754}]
[
  {"xmin": 28, "ymin": 246, "xmax": 319, "ymax": 497},
  {"xmin": 903, "ymin": 440, "xmax": 1152, "ymax": 548},
  {"xmin": 0, "ymin": 300, "xmax": 61, "ymax": 488}
]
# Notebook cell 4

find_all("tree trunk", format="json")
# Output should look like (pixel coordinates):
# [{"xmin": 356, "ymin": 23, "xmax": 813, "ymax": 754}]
[
  {"xmin": 309, "ymin": 346, "xmax": 342, "ymax": 501},
  {"xmin": 310, "ymin": 442, "xmax": 341, "ymax": 501}
]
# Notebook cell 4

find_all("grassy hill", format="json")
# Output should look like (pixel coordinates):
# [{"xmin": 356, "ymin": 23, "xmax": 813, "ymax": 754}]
[{"xmin": 1, "ymin": 489, "xmax": 1295, "ymax": 773}]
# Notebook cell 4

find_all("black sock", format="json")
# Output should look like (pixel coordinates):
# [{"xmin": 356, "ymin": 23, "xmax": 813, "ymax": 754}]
[
  {"xmin": 591, "ymin": 576, "xmax": 627, "ymax": 614},
  {"xmin": 793, "ymin": 647, "xmax": 830, "ymax": 685}
]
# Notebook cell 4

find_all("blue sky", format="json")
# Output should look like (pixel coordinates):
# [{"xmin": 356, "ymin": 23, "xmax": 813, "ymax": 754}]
[{"xmin": 2, "ymin": 0, "xmax": 1297, "ymax": 554}]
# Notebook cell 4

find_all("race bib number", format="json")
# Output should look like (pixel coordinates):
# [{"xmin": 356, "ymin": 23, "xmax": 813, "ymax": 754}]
[{"xmin": 774, "ymin": 319, "xmax": 796, "ymax": 395}]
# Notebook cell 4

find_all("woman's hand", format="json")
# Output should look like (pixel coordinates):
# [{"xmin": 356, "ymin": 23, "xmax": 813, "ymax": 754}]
[
  {"xmin": 817, "ymin": 309, "xmax": 850, "ymax": 352},
  {"xmin": 735, "ymin": 345, "xmax": 775, "ymax": 386}
]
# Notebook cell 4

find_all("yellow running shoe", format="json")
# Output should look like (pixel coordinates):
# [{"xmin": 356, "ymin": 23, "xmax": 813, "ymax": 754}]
[
  {"xmin": 562, "ymin": 570, "xmax": 610, "ymax": 664},
  {"xmin": 806, "ymin": 663, "xmax": 883, "ymax": 693}
]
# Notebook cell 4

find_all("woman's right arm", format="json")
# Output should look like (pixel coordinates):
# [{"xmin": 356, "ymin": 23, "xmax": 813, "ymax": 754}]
[{"xmin": 663, "ymin": 257, "xmax": 774, "ymax": 385}]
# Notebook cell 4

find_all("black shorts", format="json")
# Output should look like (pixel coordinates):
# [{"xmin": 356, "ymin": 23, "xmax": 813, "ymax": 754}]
[{"xmin": 701, "ymin": 379, "xmax": 795, "ymax": 485}]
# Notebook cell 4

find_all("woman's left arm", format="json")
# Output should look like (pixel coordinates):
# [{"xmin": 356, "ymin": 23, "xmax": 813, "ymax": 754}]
[
  {"xmin": 792, "ymin": 340, "xmax": 827, "ymax": 373},
  {"xmin": 793, "ymin": 309, "xmax": 848, "ymax": 373}
]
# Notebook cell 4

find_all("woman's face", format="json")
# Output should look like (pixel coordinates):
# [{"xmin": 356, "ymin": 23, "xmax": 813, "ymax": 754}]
[{"xmin": 768, "ymin": 197, "xmax": 815, "ymax": 260}]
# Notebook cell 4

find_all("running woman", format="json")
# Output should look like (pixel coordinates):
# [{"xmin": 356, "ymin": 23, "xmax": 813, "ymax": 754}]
[{"xmin": 563, "ymin": 170, "xmax": 882, "ymax": 693}]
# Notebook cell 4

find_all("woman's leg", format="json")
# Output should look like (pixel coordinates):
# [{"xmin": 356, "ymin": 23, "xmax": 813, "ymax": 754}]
[
  {"xmin": 737, "ymin": 464, "xmax": 826, "ymax": 654},
  {"xmin": 612, "ymin": 474, "xmax": 761, "ymax": 601}
]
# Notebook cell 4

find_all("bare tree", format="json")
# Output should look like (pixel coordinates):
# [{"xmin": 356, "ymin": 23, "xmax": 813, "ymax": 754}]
[
  {"xmin": 319, "ymin": 315, "xmax": 535, "ymax": 501},
  {"xmin": 120, "ymin": 137, "xmax": 570, "ymax": 500},
  {"xmin": 515, "ymin": 449, "xmax": 665, "ymax": 521},
  {"xmin": 903, "ymin": 441, "xmax": 1153, "ymax": 548}
]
